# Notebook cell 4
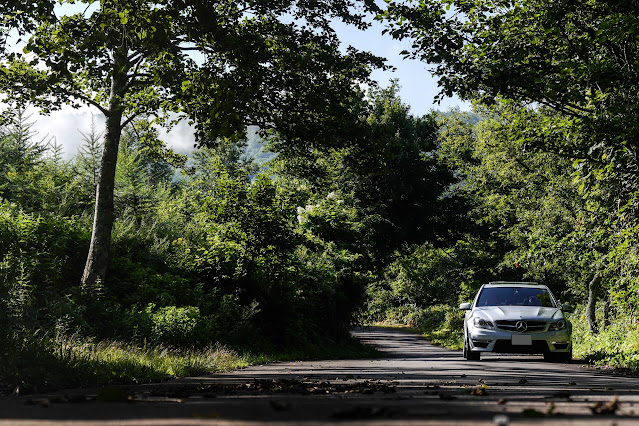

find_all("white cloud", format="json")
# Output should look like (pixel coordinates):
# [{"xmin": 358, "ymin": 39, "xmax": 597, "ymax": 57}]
[
  {"xmin": 27, "ymin": 106, "xmax": 197, "ymax": 159},
  {"xmin": 28, "ymin": 106, "xmax": 104, "ymax": 158}
]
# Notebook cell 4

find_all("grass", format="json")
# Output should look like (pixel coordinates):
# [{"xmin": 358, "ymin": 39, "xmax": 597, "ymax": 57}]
[
  {"xmin": 0, "ymin": 331, "xmax": 379, "ymax": 394},
  {"xmin": 569, "ymin": 306, "xmax": 639, "ymax": 372},
  {"xmin": 418, "ymin": 326, "xmax": 464, "ymax": 350},
  {"xmin": 1, "ymin": 334, "xmax": 252, "ymax": 394}
]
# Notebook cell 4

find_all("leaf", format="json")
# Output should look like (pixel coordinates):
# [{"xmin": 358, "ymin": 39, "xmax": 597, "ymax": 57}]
[
  {"xmin": 522, "ymin": 408, "xmax": 546, "ymax": 418},
  {"xmin": 590, "ymin": 395, "xmax": 619, "ymax": 415},
  {"xmin": 469, "ymin": 386, "xmax": 487, "ymax": 396}
]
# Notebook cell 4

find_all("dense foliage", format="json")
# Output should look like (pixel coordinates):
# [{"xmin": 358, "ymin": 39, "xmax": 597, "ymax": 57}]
[
  {"xmin": 369, "ymin": 0, "xmax": 639, "ymax": 370},
  {"xmin": 0, "ymin": 82, "xmax": 469, "ymax": 388},
  {"xmin": 4, "ymin": 0, "xmax": 639, "ymax": 389},
  {"xmin": 0, "ymin": 0, "xmax": 384, "ymax": 291}
]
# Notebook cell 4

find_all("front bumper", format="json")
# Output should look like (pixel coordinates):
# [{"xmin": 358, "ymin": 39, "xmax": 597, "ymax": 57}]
[{"xmin": 468, "ymin": 327, "xmax": 572, "ymax": 354}]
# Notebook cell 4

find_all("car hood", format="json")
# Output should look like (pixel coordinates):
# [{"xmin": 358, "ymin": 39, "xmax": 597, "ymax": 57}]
[{"xmin": 474, "ymin": 306, "xmax": 564, "ymax": 322}]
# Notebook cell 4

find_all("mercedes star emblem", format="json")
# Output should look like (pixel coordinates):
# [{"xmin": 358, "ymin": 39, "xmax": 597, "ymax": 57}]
[{"xmin": 516, "ymin": 320, "xmax": 528, "ymax": 332}]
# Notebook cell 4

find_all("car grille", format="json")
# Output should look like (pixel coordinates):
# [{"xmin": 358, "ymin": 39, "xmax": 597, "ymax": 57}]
[{"xmin": 495, "ymin": 320, "xmax": 547, "ymax": 333}]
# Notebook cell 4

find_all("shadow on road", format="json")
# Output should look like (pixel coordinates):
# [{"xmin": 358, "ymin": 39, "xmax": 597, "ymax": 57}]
[{"xmin": 1, "ymin": 326, "xmax": 638, "ymax": 425}]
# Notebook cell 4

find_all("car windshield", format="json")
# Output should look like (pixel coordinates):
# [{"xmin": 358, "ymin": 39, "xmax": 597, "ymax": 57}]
[{"xmin": 476, "ymin": 287, "xmax": 555, "ymax": 307}]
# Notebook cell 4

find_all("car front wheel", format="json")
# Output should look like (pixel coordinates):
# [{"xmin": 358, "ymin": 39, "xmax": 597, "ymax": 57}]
[{"xmin": 463, "ymin": 336, "xmax": 480, "ymax": 361}]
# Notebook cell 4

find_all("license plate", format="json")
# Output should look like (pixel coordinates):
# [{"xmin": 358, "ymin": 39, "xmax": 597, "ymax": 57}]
[{"xmin": 512, "ymin": 335, "xmax": 532, "ymax": 345}]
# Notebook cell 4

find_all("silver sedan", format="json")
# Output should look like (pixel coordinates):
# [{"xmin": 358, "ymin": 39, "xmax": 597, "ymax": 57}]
[{"xmin": 459, "ymin": 282, "xmax": 573, "ymax": 362}]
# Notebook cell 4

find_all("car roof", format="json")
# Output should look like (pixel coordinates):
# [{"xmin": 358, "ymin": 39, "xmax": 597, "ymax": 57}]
[{"xmin": 485, "ymin": 281, "xmax": 545, "ymax": 288}]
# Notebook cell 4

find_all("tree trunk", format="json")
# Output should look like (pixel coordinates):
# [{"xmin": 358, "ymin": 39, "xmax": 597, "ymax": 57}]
[
  {"xmin": 586, "ymin": 273, "xmax": 601, "ymax": 334},
  {"xmin": 81, "ymin": 55, "xmax": 127, "ymax": 293},
  {"xmin": 603, "ymin": 296, "xmax": 612, "ymax": 329}
]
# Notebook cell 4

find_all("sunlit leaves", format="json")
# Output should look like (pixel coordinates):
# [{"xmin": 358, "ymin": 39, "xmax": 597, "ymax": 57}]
[{"xmin": 382, "ymin": 0, "xmax": 639, "ymax": 171}]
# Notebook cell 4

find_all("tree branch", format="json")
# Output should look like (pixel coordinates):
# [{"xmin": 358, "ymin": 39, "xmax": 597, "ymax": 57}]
[{"xmin": 121, "ymin": 113, "xmax": 140, "ymax": 128}]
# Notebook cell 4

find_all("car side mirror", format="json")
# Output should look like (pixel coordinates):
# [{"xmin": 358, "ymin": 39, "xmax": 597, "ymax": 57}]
[
  {"xmin": 459, "ymin": 302, "xmax": 472, "ymax": 310},
  {"xmin": 561, "ymin": 303, "xmax": 574, "ymax": 313}
]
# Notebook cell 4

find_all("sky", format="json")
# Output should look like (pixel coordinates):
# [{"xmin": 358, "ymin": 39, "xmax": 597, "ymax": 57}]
[{"xmin": 17, "ymin": 7, "xmax": 468, "ymax": 159}]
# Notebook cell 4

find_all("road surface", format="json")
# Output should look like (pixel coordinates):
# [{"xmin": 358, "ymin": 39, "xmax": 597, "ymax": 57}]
[{"xmin": 1, "ymin": 327, "xmax": 638, "ymax": 425}]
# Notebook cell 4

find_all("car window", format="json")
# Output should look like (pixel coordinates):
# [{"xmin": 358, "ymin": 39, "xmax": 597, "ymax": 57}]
[{"xmin": 476, "ymin": 287, "xmax": 555, "ymax": 307}]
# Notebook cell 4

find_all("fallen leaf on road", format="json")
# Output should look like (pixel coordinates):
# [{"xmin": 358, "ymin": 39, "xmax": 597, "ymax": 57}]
[
  {"xmin": 590, "ymin": 395, "xmax": 619, "ymax": 415},
  {"xmin": 522, "ymin": 403, "xmax": 556, "ymax": 418},
  {"xmin": 469, "ymin": 386, "xmax": 487, "ymax": 396},
  {"xmin": 497, "ymin": 398, "xmax": 507, "ymax": 405},
  {"xmin": 518, "ymin": 379, "xmax": 528, "ymax": 385},
  {"xmin": 25, "ymin": 398, "xmax": 50, "ymax": 407},
  {"xmin": 522, "ymin": 408, "xmax": 546, "ymax": 418}
]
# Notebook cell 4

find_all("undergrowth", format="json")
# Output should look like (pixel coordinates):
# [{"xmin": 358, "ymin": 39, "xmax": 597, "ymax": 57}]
[
  {"xmin": 570, "ymin": 306, "xmax": 639, "ymax": 371},
  {"xmin": 0, "ymin": 332, "xmax": 378, "ymax": 395}
]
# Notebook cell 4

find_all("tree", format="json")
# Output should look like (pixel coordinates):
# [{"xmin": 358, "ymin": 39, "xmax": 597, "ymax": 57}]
[
  {"xmin": 0, "ymin": 109, "xmax": 48, "ymax": 209},
  {"xmin": 439, "ymin": 104, "xmax": 610, "ymax": 330},
  {"xmin": 275, "ymin": 82, "xmax": 467, "ymax": 262},
  {"xmin": 353, "ymin": 83, "xmax": 466, "ymax": 257},
  {"xmin": 382, "ymin": 0, "xmax": 639, "ymax": 191},
  {"xmin": 1, "ymin": 0, "xmax": 383, "ymax": 292},
  {"xmin": 73, "ymin": 116, "xmax": 103, "ymax": 212},
  {"xmin": 382, "ymin": 0, "xmax": 639, "ymax": 324}
]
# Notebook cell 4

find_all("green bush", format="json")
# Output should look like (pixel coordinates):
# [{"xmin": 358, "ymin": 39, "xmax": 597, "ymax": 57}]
[
  {"xmin": 382, "ymin": 304, "xmax": 424, "ymax": 326},
  {"xmin": 570, "ymin": 304, "xmax": 639, "ymax": 369},
  {"xmin": 150, "ymin": 305, "xmax": 201, "ymax": 347},
  {"xmin": 0, "ymin": 201, "xmax": 86, "ymax": 335},
  {"xmin": 127, "ymin": 304, "xmax": 204, "ymax": 347}
]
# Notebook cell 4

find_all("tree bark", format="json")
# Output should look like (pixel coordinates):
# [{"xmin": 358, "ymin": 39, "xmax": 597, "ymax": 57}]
[
  {"xmin": 586, "ymin": 273, "xmax": 601, "ymax": 334},
  {"xmin": 81, "ymin": 52, "xmax": 127, "ymax": 293}
]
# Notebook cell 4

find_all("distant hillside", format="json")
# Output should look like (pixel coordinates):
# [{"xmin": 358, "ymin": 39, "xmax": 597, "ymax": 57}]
[
  {"xmin": 244, "ymin": 126, "xmax": 276, "ymax": 165},
  {"xmin": 435, "ymin": 107, "xmax": 481, "ymax": 125}
]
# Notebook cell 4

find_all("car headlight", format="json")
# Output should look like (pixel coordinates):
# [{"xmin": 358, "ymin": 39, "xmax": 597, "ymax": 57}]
[
  {"xmin": 549, "ymin": 319, "xmax": 567, "ymax": 330},
  {"xmin": 473, "ymin": 317, "xmax": 494, "ymax": 329}
]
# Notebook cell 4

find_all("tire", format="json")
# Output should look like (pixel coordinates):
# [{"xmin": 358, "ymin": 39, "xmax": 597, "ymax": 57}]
[
  {"xmin": 557, "ymin": 349, "xmax": 573, "ymax": 363},
  {"xmin": 464, "ymin": 336, "xmax": 480, "ymax": 361},
  {"xmin": 463, "ymin": 332, "xmax": 468, "ymax": 358}
]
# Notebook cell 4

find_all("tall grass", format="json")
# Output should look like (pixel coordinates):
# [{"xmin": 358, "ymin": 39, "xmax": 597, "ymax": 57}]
[
  {"xmin": 570, "ymin": 305, "xmax": 639, "ymax": 371},
  {"xmin": 1, "ymin": 330, "xmax": 377, "ymax": 394},
  {"xmin": 1, "ymin": 333, "xmax": 253, "ymax": 393}
]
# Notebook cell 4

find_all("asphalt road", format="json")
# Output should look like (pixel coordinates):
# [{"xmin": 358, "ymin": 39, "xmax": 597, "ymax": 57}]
[{"xmin": 1, "ymin": 327, "xmax": 638, "ymax": 425}]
